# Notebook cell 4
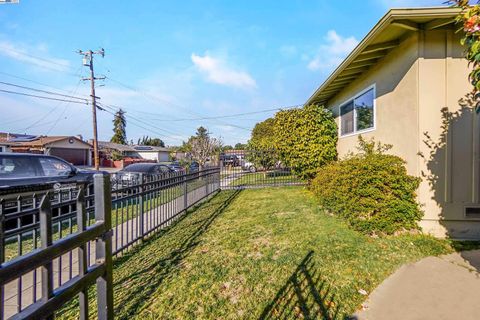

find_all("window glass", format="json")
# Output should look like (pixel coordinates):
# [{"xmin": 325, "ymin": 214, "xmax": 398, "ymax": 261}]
[
  {"xmin": 0, "ymin": 156, "xmax": 38, "ymax": 178},
  {"xmin": 340, "ymin": 101, "xmax": 354, "ymax": 135},
  {"xmin": 39, "ymin": 158, "xmax": 71, "ymax": 177},
  {"xmin": 355, "ymin": 89, "xmax": 374, "ymax": 131}
]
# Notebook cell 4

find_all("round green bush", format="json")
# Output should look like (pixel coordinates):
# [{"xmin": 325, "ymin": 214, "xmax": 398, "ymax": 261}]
[{"xmin": 310, "ymin": 137, "xmax": 422, "ymax": 235}]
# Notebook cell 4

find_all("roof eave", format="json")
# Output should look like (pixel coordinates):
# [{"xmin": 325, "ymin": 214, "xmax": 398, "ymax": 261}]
[{"xmin": 305, "ymin": 7, "xmax": 462, "ymax": 107}]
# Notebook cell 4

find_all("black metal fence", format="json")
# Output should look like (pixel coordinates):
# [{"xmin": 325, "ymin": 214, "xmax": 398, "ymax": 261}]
[
  {"xmin": 219, "ymin": 150, "xmax": 304, "ymax": 189},
  {"xmin": 0, "ymin": 167, "xmax": 220, "ymax": 319}
]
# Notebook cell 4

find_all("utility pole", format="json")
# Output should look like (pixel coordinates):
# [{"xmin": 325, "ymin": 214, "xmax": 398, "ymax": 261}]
[{"xmin": 78, "ymin": 49, "xmax": 105, "ymax": 171}]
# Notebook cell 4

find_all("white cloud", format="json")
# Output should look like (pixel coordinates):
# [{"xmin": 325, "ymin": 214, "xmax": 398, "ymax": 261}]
[
  {"xmin": 0, "ymin": 40, "xmax": 71, "ymax": 72},
  {"xmin": 307, "ymin": 30, "xmax": 358, "ymax": 72},
  {"xmin": 191, "ymin": 53, "xmax": 257, "ymax": 90}
]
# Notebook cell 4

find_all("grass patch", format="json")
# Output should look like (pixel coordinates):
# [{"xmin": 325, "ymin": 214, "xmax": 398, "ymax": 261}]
[
  {"xmin": 230, "ymin": 171, "xmax": 302, "ymax": 187},
  {"xmin": 58, "ymin": 187, "xmax": 453, "ymax": 319}
]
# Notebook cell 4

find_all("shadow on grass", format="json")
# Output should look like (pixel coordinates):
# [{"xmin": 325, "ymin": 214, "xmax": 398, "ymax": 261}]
[
  {"xmin": 112, "ymin": 189, "xmax": 242, "ymax": 319},
  {"xmin": 259, "ymin": 251, "xmax": 343, "ymax": 320}
]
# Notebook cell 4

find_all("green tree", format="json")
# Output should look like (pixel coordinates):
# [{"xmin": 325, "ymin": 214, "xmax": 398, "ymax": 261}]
[
  {"xmin": 186, "ymin": 127, "xmax": 222, "ymax": 168},
  {"xmin": 137, "ymin": 135, "xmax": 165, "ymax": 147},
  {"xmin": 234, "ymin": 142, "xmax": 248, "ymax": 150},
  {"xmin": 247, "ymin": 118, "xmax": 277, "ymax": 171},
  {"xmin": 110, "ymin": 109, "xmax": 127, "ymax": 145},
  {"xmin": 273, "ymin": 104, "xmax": 337, "ymax": 180}
]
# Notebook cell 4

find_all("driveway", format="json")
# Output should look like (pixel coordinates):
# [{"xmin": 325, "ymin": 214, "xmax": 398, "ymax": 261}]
[{"xmin": 354, "ymin": 250, "xmax": 480, "ymax": 320}]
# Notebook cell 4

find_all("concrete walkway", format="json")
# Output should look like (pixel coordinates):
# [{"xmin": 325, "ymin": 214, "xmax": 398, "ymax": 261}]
[{"xmin": 354, "ymin": 250, "xmax": 480, "ymax": 320}]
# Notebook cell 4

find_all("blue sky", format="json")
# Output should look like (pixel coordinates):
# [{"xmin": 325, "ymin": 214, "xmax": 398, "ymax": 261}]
[{"xmin": 1, "ymin": 0, "xmax": 443, "ymax": 146}]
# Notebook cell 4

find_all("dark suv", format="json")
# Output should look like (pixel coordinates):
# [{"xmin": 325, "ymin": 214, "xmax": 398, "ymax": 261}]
[
  {"xmin": 219, "ymin": 154, "xmax": 239, "ymax": 167},
  {"xmin": 0, "ymin": 153, "xmax": 97, "ymax": 194}
]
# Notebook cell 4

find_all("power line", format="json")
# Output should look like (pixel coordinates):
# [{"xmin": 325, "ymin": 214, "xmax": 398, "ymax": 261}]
[
  {"xmin": 104, "ymin": 75, "xmax": 253, "ymax": 131},
  {"xmin": 0, "ymin": 80, "xmax": 88, "ymax": 102},
  {"xmin": 146, "ymin": 106, "xmax": 303, "ymax": 122},
  {"xmin": 0, "ymin": 71, "xmax": 90, "ymax": 99},
  {"xmin": 100, "ymin": 107, "xmax": 186, "ymax": 142},
  {"xmin": 99, "ymin": 103, "xmax": 186, "ymax": 139},
  {"xmin": 0, "ymin": 89, "xmax": 88, "ymax": 104}
]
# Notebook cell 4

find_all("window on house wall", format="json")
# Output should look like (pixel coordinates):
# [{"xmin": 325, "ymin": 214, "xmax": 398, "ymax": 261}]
[{"xmin": 339, "ymin": 87, "xmax": 375, "ymax": 136}]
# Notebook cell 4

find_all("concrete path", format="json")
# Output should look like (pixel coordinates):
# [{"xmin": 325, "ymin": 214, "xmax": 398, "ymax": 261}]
[{"xmin": 354, "ymin": 250, "xmax": 480, "ymax": 320}]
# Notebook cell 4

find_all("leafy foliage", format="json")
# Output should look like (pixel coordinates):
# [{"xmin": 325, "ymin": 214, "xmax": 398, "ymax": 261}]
[
  {"xmin": 234, "ymin": 142, "xmax": 248, "ymax": 150},
  {"xmin": 247, "ymin": 118, "xmax": 278, "ymax": 170},
  {"xmin": 310, "ymin": 136, "xmax": 423, "ymax": 235},
  {"xmin": 137, "ymin": 136, "xmax": 165, "ymax": 147},
  {"xmin": 451, "ymin": 0, "xmax": 480, "ymax": 108},
  {"xmin": 185, "ymin": 126, "xmax": 222, "ymax": 167},
  {"xmin": 111, "ymin": 109, "xmax": 127, "ymax": 145},
  {"xmin": 273, "ymin": 105, "xmax": 337, "ymax": 180}
]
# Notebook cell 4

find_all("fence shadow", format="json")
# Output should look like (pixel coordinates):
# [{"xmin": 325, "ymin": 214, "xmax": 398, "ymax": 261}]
[
  {"xmin": 259, "ymin": 251, "xmax": 342, "ymax": 320},
  {"xmin": 111, "ymin": 189, "xmax": 242, "ymax": 319}
]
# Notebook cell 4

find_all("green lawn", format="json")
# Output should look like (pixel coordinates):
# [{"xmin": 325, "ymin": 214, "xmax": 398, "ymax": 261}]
[
  {"xmin": 58, "ymin": 187, "xmax": 453, "ymax": 319},
  {"xmin": 229, "ymin": 171, "xmax": 302, "ymax": 187}
]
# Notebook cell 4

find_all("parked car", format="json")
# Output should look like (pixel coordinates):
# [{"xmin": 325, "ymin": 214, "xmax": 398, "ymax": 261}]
[
  {"xmin": 189, "ymin": 161, "xmax": 199, "ymax": 172},
  {"xmin": 220, "ymin": 154, "xmax": 239, "ymax": 167},
  {"xmin": 0, "ymin": 153, "xmax": 96, "ymax": 194},
  {"xmin": 116, "ymin": 163, "xmax": 174, "ymax": 182},
  {"xmin": 167, "ymin": 161, "xmax": 185, "ymax": 173},
  {"xmin": 242, "ymin": 161, "xmax": 257, "ymax": 173}
]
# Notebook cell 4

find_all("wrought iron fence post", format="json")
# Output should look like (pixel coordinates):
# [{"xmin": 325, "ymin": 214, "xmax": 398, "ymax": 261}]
[
  {"xmin": 94, "ymin": 173, "xmax": 114, "ymax": 320},
  {"xmin": 138, "ymin": 173, "xmax": 145, "ymax": 241},
  {"xmin": 76, "ymin": 187, "xmax": 89, "ymax": 320},
  {"xmin": 39, "ymin": 193, "xmax": 53, "ymax": 320},
  {"xmin": 0, "ymin": 200, "xmax": 4, "ymax": 320},
  {"xmin": 183, "ymin": 173, "xmax": 188, "ymax": 212}
]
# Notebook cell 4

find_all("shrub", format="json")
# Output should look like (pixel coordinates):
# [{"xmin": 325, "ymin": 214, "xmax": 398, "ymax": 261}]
[
  {"xmin": 273, "ymin": 104, "xmax": 337, "ymax": 180},
  {"xmin": 310, "ymin": 137, "xmax": 422, "ymax": 235}
]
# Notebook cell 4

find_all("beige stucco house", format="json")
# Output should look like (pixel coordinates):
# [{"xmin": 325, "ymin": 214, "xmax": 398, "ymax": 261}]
[{"xmin": 306, "ymin": 7, "xmax": 480, "ymax": 239}]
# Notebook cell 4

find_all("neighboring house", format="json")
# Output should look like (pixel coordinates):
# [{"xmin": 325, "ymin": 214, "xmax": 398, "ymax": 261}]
[
  {"xmin": 0, "ymin": 133, "xmax": 92, "ymax": 165},
  {"xmin": 97, "ymin": 141, "xmax": 170, "ymax": 163},
  {"xmin": 306, "ymin": 7, "xmax": 479, "ymax": 239}
]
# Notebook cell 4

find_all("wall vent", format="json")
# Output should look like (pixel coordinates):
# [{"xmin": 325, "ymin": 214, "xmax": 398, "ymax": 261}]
[{"xmin": 465, "ymin": 207, "xmax": 480, "ymax": 218}]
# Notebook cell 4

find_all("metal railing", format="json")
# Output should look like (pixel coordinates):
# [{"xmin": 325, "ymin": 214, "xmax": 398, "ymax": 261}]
[
  {"xmin": 0, "ymin": 167, "xmax": 220, "ymax": 319},
  {"xmin": 219, "ymin": 150, "xmax": 304, "ymax": 189}
]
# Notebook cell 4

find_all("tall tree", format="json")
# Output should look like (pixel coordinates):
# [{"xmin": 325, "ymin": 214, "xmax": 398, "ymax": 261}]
[
  {"xmin": 110, "ymin": 109, "xmax": 127, "ymax": 145},
  {"xmin": 247, "ymin": 118, "xmax": 278, "ymax": 172},
  {"xmin": 187, "ymin": 126, "xmax": 222, "ymax": 168},
  {"xmin": 273, "ymin": 105, "xmax": 337, "ymax": 179}
]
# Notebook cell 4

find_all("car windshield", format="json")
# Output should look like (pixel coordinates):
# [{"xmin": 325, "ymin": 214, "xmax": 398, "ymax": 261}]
[
  {"xmin": 0, "ymin": 156, "xmax": 38, "ymax": 179},
  {"xmin": 0, "ymin": 155, "xmax": 72, "ymax": 179}
]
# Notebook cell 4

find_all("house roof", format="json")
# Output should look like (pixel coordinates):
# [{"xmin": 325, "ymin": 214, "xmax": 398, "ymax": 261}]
[
  {"xmin": 0, "ymin": 133, "xmax": 92, "ymax": 148},
  {"xmin": 97, "ymin": 141, "xmax": 169, "ymax": 152},
  {"xmin": 306, "ymin": 7, "xmax": 461, "ymax": 106}
]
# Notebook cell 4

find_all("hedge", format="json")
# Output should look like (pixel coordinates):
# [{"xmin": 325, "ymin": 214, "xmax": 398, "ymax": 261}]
[{"xmin": 310, "ymin": 137, "xmax": 422, "ymax": 235}]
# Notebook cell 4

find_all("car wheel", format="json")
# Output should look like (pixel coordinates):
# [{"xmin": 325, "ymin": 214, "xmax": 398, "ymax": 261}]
[{"xmin": 249, "ymin": 166, "xmax": 256, "ymax": 173}]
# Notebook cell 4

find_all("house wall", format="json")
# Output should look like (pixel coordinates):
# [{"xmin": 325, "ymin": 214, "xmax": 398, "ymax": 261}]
[
  {"xmin": 47, "ymin": 138, "xmax": 92, "ymax": 150},
  {"xmin": 327, "ymin": 28, "xmax": 480, "ymax": 239},
  {"xmin": 0, "ymin": 145, "xmax": 11, "ymax": 152},
  {"xmin": 45, "ymin": 138, "xmax": 92, "ymax": 166},
  {"xmin": 136, "ymin": 151, "xmax": 170, "ymax": 162}
]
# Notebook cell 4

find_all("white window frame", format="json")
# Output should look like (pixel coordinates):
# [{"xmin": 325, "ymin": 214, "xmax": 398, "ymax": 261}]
[{"xmin": 338, "ymin": 84, "xmax": 376, "ymax": 138}]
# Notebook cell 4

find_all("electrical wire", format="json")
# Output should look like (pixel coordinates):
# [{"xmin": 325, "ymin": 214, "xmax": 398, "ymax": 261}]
[
  {"xmin": 0, "ymin": 89, "xmax": 88, "ymax": 104},
  {"xmin": 147, "ymin": 106, "xmax": 303, "ymax": 122},
  {"xmin": 0, "ymin": 80, "xmax": 88, "ymax": 101}
]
